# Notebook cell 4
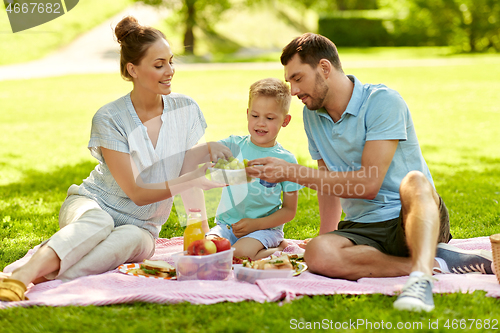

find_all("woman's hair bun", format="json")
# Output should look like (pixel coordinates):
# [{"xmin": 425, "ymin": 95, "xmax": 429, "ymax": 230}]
[
  {"xmin": 114, "ymin": 15, "xmax": 167, "ymax": 81},
  {"xmin": 115, "ymin": 16, "xmax": 140, "ymax": 44}
]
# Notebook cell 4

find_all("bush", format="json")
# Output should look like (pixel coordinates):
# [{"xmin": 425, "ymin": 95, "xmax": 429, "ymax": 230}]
[
  {"xmin": 318, "ymin": 16, "xmax": 391, "ymax": 47},
  {"xmin": 390, "ymin": 19, "xmax": 449, "ymax": 47},
  {"xmin": 318, "ymin": 13, "xmax": 449, "ymax": 47}
]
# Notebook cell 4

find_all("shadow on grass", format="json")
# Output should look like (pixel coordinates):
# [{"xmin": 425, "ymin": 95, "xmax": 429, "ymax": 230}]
[
  {"xmin": 0, "ymin": 159, "xmax": 199, "ymax": 266},
  {"xmin": 2, "ymin": 157, "xmax": 499, "ymax": 268},
  {"xmin": 0, "ymin": 160, "xmax": 98, "ymax": 268},
  {"xmin": 431, "ymin": 161, "xmax": 500, "ymax": 238},
  {"xmin": 1, "ymin": 160, "xmax": 97, "ymax": 215}
]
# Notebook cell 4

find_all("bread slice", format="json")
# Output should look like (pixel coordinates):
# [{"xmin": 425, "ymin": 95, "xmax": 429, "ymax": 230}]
[
  {"xmin": 266, "ymin": 255, "xmax": 293, "ymax": 270},
  {"xmin": 142, "ymin": 259, "xmax": 175, "ymax": 273}
]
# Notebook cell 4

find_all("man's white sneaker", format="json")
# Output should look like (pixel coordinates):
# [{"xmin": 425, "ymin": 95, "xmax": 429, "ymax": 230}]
[
  {"xmin": 393, "ymin": 275, "xmax": 435, "ymax": 312},
  {"xmin": 436, "ymin": 243, "xmax": 493, "ymax": 274}
]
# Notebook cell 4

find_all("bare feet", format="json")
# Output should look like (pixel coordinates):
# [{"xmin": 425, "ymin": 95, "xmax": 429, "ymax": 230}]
[
  {"xmin": 7, "ymin": 245, "xmax": 60, "ymax": 286},
  {"xmin": 0, "ymin": 271, "xmax": 12, "ymax": 281}
]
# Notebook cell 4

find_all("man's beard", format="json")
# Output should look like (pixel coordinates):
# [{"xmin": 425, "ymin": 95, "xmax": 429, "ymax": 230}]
[{"xmin": 305, "ymin": 72, "xmax": 329, "ymax": 111}]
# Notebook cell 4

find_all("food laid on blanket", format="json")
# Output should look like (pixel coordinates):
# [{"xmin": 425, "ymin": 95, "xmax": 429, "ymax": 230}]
[
  {"xmin": 242, "ymin": 254, "xmax": 294, "ymax": 270},
  {"xmin": 119, "ymin": 260, "xmax": 176, "ymax": 279},
  {"xmin": 177, "ymin": 257, "xmax": 199, "ymax": 276},
  {"xmin": 211, "ymin": 236, "xmax": 231, "ymax": 253},
  {"xmin": 233, "ymin": 253, "xmax": 303, "ymax": 268},
  {"xmin": 234, "ymin": 253, "xmax": 308, "ymax": 283},
  {"xmin": 206, "ymin": 157, "xmax": 252, "ymax": 185},
  {"xmin": 187, "ymin": 238, "xmax": 217, "ymax": 255},
  {"xmin": 141, "ymin": 260, "xmax": 176, "ymax": 277},
  {"xmin": 286, "ymin": 253, "xmax": 305, "ymax": 265},
  {"xmin": 172, "ymin": 248, "xmax": 235, "ymax": 281},
  {"xmin": 233, "ymin": 256, "xmax": 252, "ymax": 265},
  {"xmin": 186, "ymin": 237, "xmax": 231, "ymax": 256}
]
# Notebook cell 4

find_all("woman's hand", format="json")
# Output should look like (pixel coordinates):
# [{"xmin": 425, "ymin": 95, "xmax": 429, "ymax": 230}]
[
  {"xmin": 208, "ymin": 142, "xmax": 233, "ymax": 162},
  {"xmin": 231, "ymin": 218, "xmax": 256, "ymax": 238},
  {"xmin": 186, "ymin": 163, "xmax": 227, "ymax": 191}
]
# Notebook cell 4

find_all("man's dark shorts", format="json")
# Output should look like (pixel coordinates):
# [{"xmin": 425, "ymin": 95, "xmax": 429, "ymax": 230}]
[{"xmin": 330, "ymin": 196, "xmax": 452, "ymax": 257}]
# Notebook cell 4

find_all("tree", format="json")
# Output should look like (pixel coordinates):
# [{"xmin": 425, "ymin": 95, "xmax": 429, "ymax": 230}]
[
  {"xmin": 274, "ymin": 0, "xmax": 378, "ymax": 12},
  {"xmin": 406, "ymin": 0, "xmax": 500, "ymax": 52},
  {"xmin": 137, "ymin": 0, "xmax": 232, "ymax": 55}
]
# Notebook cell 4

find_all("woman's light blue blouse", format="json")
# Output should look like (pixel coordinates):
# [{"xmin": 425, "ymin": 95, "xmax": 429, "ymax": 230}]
[{"xmin": 79, "ymin": 92, "xmax": 207, "ymax": 238}]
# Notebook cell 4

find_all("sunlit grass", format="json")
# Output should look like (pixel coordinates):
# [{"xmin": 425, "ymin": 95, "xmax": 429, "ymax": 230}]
[
  {"xmin": 1, "ymin": 291, "xmax": 499, "ymax": 332},
  {"xmin": 1, "ymin": 55, "xmax": 500, "ymax": 255},
  {"xmin": 1, "ymin": 52, "xmax": 499, "ymax": 332}
]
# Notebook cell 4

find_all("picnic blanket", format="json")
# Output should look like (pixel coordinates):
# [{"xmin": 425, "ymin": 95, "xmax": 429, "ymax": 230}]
[{"xmin": 1, "ymin": 237, "xmax": 499, "ymax": 309}]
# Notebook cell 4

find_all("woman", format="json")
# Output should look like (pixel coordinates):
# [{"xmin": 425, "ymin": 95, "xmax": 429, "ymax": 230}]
[{"xmin": 0, "ymin": 16, "xmax": 229, "ymax": 302}]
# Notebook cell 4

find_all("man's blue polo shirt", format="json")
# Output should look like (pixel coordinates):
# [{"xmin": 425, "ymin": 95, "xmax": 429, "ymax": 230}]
[{"xmin": 303, "ymin": 75, "xmax": 434, "ymax": 223}]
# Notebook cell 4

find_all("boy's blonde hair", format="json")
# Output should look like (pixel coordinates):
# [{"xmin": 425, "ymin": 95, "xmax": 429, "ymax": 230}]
[{"xmin": 248, "ymin": 78, "xmax": 291, "ymax": 114}]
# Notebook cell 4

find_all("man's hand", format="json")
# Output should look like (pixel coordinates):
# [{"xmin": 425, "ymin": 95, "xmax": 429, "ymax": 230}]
[
  {"xmin": 231, "ymin": 218, "xmax": 256, "ymax": 238},
  {"xmin": 246, "ymin": 157, "xmax": 291, "ymax": 183}
]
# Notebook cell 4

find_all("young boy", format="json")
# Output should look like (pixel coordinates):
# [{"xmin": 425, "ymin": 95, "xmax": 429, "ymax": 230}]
[{"xmin": 206, "ymin": 78, "xmax": 303, "ymax": 259}]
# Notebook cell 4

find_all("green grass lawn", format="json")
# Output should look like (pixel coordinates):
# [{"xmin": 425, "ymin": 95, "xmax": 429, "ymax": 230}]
[{"xmin": 1, "ymin": 52, "xmax": 500, "ymax": 331}]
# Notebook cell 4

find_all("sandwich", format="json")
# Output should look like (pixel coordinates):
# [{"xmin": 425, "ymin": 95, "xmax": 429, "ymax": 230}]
[
  {"xmin": 139, "ymin": 259, "xmax": 176, "ymax": 278},
  {"xmin": 287, "ymin": 253, "xmax": 304, "ymax": 261},
  {"xmin": 242, "ymin": 254, "xmax": 294, "ymax": 270}
]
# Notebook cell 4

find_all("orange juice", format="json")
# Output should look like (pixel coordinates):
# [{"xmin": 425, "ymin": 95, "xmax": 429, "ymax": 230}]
[{"xmin": 183, "ymin": 209, "xmax": 204, "ymax": 251}]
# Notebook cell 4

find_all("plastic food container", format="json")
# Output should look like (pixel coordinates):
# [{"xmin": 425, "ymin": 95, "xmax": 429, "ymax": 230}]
[
  {"xmin": 172, "ymin": 248, "xmax": 235, "ymax": 281},
  {"xmin": 233, "ymin": 264, "xmax": 294, "ymax": 283},
  {"xmin": 207, "ymin": 167, "xmax": 252, "ymax": 186}
]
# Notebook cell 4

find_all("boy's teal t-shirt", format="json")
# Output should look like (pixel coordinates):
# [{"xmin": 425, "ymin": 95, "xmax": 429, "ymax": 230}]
[{"xmin": 215, "ymin": 135, "xmax": 303, "ymax": 230}]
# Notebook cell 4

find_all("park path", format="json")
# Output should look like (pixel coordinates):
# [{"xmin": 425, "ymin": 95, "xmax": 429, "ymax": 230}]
[
  {"xmin": 0, "ymin": 3, "xmax": 281, "ymax": 82},
  {"xmin": 0, "ymin": 3, "xmax": 164, "ymax": 81}
]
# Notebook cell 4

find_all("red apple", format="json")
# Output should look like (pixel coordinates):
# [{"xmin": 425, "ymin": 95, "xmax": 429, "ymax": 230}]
[
  {"xmin": 213, "ymin": 261, "xmax": 231, "ymax": 280},
  {"xmin": 187, "ymin": 239, "xmax": 217, "ymax": 256},
  {"xmin": 196, "ymin": 263, "xmax": 216, "ymax": 280},
  {"xmin": 177, "ymin": 257, "xmax": 199, "ymax": 276},
  {"xmin": 211, "ymin": 236, "xmax": 231, "ymax": 253},
  {"xmin": 196, "ymin": 262, "xmax": 231, "ymax": 280}
]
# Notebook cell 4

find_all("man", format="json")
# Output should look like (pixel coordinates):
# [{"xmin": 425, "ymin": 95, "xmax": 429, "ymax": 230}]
[{"xmin": 246, "ymin": 33, "xmax": 494, "ymax": 312}]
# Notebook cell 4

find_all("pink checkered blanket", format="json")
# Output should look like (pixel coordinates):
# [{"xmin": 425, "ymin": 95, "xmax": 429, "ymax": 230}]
[{"xmin": 1, "ymin": 237, "xmax": 499, "ymax": 308}]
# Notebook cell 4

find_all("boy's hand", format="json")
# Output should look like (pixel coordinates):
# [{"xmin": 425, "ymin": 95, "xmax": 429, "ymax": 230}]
[
  {"xmin": 246, "ymin": 157, "xmax": 291, "ymax": 183},
  {"xmin": 232, "ymin": 218, "xmax": 255, "ymax": 238},
  {"xmin": 208, "ymin": 142, "xmax": 233, "ymax": 162}
]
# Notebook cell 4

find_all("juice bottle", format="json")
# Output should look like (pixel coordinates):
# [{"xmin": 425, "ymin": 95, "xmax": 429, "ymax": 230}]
[{"xmin": 183, "ymin": 208, "xmax": 204, "ymax": 251}]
